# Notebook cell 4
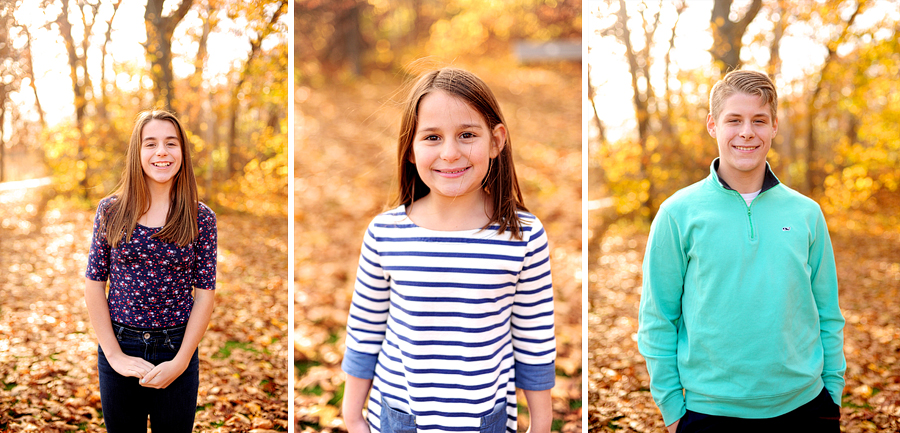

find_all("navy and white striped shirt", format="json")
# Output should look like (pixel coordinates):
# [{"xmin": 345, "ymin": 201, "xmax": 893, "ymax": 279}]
[{"xmin": 342, "ymin": 205, "xmax": 556, "ymax": 432}]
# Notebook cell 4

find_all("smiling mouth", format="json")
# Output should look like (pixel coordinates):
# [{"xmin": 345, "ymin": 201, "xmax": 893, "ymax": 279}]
[
  {"xmin": 733, "ymin": 145, "xmax": 759, "ymax": 151},
  {"xmin": 152, "ymin": 162, "xmax": 173, "ymax": 167},
  {"xmin": 436, "ymin": 167, "xmax": 470, "ymax": 174}
]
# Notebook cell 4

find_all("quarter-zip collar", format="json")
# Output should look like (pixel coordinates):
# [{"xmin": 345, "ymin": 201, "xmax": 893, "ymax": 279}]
[{"xmin": 710, "ymin": 158, "xmax": 780, "ymax": 194}]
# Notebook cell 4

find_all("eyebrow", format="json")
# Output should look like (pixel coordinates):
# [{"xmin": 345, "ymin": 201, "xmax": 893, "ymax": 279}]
[
  {"xmin": 418, "ymin": 123, "xmax": 485, "ymax": 132},
  {"xmin": 723, "ymin": 112, "xmax": 770, "ymax": 119},
  {"xmin": 142, "ymin": 135, "xmax": 180, "ymax": 142}
]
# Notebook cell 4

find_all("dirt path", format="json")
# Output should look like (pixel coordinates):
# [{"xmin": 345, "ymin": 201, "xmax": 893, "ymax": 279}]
[{"xmin": 0, "ymin": 188, "xmax": 288, "ymax": 432}]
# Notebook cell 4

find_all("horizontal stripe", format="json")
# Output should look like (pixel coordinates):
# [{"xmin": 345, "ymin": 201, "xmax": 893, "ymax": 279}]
[
  {"xmin": 383, "ymin": 265, "xmax": 518, "ymax": 276},
  {"xmin": 394, "ymin": 279, "xmax": 516, "ymax": 290},
  {"xmin": 386, "ymin": 322, "xmax": 510, "ymax": 348},
  {"xmin": 519, "ymin": 269, "xmax": 551, "ymax": 283},
  {"xmin": 380, "ymin": 343, "xmax": 515, "ymax": 369},
  {"xmin": 406, "ymin": 365, "xmax": 513, "ymax": 391},
  {"xmin": 378, "ymin": 250, "xmax": 523, "ymax": 261},
  {"xmin": 390, "ymin": 288, "xmax": 514, "ymax": 305},
  {"xmin": 374, "ymin": 222, "xmax": 533, "ymax": 232},
  {"xmin": 372, "ymin": 235, "xmax": 527, "ymax": 247},
  {"xmin": 514, "ymin": 283, "xmax": 553, "ymax": 296},
  {"xmin": 390, "ymin": 313, "xmax": 511, "ymax": 334},
  {"xmin": 343, "ymin": 205, "xmax": 554, "ymax": 432},
  {"xmin": 355, "ymin": 277, "xmax": 389, "ymax": 292},
  {"xmin": 511, "ymin": 310, "xmax": 554, "ymax": 320},
  {"xmin": 389, "ymin": 299, "xmax": 512, "ymax": 319},
  {"xmin": 513, "ymin": 296, "xmax": 554, "ymax": 308},
  {"xmin": 350, "ymin": 302, "xmax": 389, "ymax": 315}
]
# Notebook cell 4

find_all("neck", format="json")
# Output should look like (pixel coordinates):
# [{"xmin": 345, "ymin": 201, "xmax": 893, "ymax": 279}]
[
  {"xmin": 146, "ymin": 180, "xmax": 172, "ymax": 205},
  {"xmin": 717, "ymin": 164, "xmax": 765, "ymax": 194},
  {"xmin": 141, "ymin": 179, "xmax": 173, "ymax": 227},
  {"xmin": 408, "ymin": 191, "xmax": 492, "ymax": 231}
]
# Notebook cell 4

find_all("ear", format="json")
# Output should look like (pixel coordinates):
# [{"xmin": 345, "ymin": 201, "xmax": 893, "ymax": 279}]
[
  {"xmin": 772, "ymin": 116, "xmax": 778, "ymax": 136},
  {"xmin": 407, "ymin": 146, "xmax": 416, "ymax": 165},
  {"xmin": 706, "ymin": 113, "xmax": 717, "ymax": 138},
  {"xmin": 490, "ymin": 123, "xmax": 507, "ymax": 158}
]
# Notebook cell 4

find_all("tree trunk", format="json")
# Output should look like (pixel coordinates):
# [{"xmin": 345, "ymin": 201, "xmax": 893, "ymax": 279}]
[
  {"xmin": 346, "ymin": 3, "xmax": 363, "ymax": 76},
  {"xmin": 227, "ymin": 0, "xmax": 287, "ymax": 178},
  {"xmin": 187, "ymin": 6, "xmax": 215, "ymax": 134},
  {"xmin": 144, "ymin": 0, "xmax": 194, "ymax": 111},
  {"xmin": 660, "ymin": 1, "xmax": 686, "ymax": 147},
  {"xmin": 765, "ymin": 1, "xmax": 786, "ymax": 80},
  {"xmin": 57, "ymin": 0, "xmax": 94, "ymax": 199},
  {"xmin": 805, "ymin": 0, "xmax": 863, "ymax": 195},
  {"xmin": 0, "ymin": 90, "xmax": 5, "ymax": 183},
  {"xmin": 586, "ymin": 63, "xmax": 605, "ymax": 145},
  {"xmin": 98, "ymin": 1, "xmax": 122, "ymax": 122},
  {"xmin": 21, "ymin": 27, "xmax": 46, "ymax": 128},
  {"xmin": 710, "ymin": 0, "xmax": 762, "ymax": 75},
  {"xmin": 617, "ymin": 0, "xmax": 658, "ymax": 220}
]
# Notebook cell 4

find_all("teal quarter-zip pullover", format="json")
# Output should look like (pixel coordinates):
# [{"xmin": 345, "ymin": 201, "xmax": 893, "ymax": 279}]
[{"xmin": 638, "ymin": 159, "xmax": 846, "ymax": 425}]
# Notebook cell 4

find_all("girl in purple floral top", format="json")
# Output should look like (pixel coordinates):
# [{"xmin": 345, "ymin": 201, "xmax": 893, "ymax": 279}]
[{"xmin": 85, "ymin": 110, "xmax": 216, "ymax": 432}]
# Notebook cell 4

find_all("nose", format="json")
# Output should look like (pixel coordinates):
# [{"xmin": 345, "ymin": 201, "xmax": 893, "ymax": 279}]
[
  {"xmin": 740, "ymin": 122, "xmax": 755, "ymax": 139},
  {"xmin": 155, "ymin": 144, "xmax": 169, "ymax": 156},
  {"xmin": 440, "ymin": 138, "xmax": 461, "ymax": 161}
]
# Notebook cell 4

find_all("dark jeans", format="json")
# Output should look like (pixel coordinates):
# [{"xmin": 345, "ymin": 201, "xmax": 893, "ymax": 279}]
[
  {"xmin": 675, "ymin": 387, "xmax": 840, "ymax": 433},
  {"xmin": 98, "ymin": 322, "xmax": 199, "ymax": 432}
]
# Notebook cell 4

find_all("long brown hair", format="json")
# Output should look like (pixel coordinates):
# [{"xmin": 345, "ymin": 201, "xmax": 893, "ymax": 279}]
[
  {"xmin": 396, "ymin": 68, "xmax": 528, "ymax": 239},
  {"xmin": 102, "ymin": 110, "xmax": 199, "ymax": 248}
]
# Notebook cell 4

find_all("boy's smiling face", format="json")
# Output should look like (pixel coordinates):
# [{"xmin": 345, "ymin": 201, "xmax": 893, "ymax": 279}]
[{"xmin": 707, "ymin": 92, "xmax": 778, "ymax": 186}]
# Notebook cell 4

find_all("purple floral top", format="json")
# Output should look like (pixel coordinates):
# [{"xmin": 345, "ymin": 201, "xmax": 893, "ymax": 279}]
[{"xmin": 86, "ymin": 196, "xmax": 217, "ymax": 328}]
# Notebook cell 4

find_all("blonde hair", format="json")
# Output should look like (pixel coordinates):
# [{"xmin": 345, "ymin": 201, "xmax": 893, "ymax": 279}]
[
  {"xmin": 709, "ymin": 70, "xmax": 778, "ymax": 120},
  {"xmin": 102, "ymin": 110, "xmax": 199, "ymax": 248}
]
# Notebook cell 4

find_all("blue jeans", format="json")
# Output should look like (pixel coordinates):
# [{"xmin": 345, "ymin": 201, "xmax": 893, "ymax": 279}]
[
  {"xmin": 98, "ymin": 322, "xmax": 199, "ymax": 432},
  {"xmin": 378, "ymin": 396, "xmax": 509, "ymax": 433}
]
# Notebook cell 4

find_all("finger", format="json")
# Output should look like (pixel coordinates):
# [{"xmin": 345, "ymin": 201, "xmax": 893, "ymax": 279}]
[
  {"xmin": 130, "ymin": 356, "xmax": 155, "ymax": 371},
  {"xmin": 141, "ymin": 366, "xmax": 161, "ymax": 386}
]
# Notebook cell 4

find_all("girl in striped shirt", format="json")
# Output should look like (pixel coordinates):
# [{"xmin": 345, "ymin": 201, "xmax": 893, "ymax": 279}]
[{"xmin": 342, "ymin": 68, "xmax": 556, "ymax": 433}]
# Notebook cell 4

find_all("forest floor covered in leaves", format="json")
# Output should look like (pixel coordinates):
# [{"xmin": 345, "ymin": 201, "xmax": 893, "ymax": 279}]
[
  {"xmin": 587, "ymin": 205, "xmax": 900, "ymax": 432},
  {"xmin": 294, "ymin": 61, "xmax": 582, "ymax": 432},
  {"xmin": 0, "ymin": 186, "xmax": 288, "ymax": 432}
]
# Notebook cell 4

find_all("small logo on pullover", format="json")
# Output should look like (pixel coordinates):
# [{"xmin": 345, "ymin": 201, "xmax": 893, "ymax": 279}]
[{"xmin": 782, "ymin": 227, "xmax": 791, "ymax": 231}]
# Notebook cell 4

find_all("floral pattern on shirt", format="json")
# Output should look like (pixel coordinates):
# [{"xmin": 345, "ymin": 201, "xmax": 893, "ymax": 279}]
[{"xmin": 86, "ymin": 196, "xmax": 217, "ymax": 328}]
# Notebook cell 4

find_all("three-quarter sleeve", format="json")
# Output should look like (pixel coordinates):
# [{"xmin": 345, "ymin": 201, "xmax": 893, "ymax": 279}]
[
  {"xmin": 511, "ymin": 216, "xmax": 556, "ymax": 391},
  {"xmin": 191, "ymin": 203, "xmax": 218, "ymax": 290},
  {"xmin": 85, "ymin": 197, "xmax": 114, "ymax": 282},
  {"xmin": 341, "ymin": 222, "xmax": 391, "ymax": 379}
]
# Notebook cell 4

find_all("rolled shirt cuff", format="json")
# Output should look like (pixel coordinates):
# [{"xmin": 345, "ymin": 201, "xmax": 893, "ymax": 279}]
[
  {"xmin": 341, "ymin": 347, "xmax": 378, "ymax": 379},
  {"xmin": 515, "ymin": 360, "xmax": 556, "ymax": 390}
]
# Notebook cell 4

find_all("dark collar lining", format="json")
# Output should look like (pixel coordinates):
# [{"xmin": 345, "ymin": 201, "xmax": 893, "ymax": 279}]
[{"xmin": 713, "ymin": 158, "xmax": 780, "ymax": 194}]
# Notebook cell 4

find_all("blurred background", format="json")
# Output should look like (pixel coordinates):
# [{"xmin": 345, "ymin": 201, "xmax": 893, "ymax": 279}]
[
  {"xmin": 0, "ymin": 0, "xmax": 289, "ymax": 431},
  {"xmin": 586, "ymin": 1, "xmax": 900, "ymax": 432},
  {"xmin": 294, "ymin": 0, "xmax": 582, "ymax": 431}
]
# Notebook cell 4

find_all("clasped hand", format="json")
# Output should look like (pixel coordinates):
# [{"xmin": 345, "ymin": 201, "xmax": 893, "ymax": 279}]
[{"xmin": 107, "ymin": 352, "xmax": 187, "ymax": 389}]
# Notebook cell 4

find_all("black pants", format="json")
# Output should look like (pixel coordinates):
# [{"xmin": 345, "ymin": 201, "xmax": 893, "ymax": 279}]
[
  {"xmin": 98, "ymin": 322, "xmax": 199, "ymax": 432},
  {"xmin": 675, "ymin": 387, "xmax": 840, "ymax": 433}
]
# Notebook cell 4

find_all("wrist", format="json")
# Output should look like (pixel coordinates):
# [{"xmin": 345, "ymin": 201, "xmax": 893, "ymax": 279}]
[
  {"xmin": 342, "ymin": 403, "xmax": 365, "ymax": 421},
  {"xmin": 171, "ymin": 351, "xmax": 193, "ymax": 368}
]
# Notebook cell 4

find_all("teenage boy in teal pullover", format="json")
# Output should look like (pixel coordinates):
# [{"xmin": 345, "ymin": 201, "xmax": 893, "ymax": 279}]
[{"xmin": 638, "ymin": 70, "xmax": 845, "ymax": 433}]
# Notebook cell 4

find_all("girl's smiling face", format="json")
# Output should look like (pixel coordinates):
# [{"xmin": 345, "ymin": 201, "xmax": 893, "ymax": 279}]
[
  {"xmin": 140, "ymin": 119, "xmax": 183, "ymax": 188},
  {"xmin": 411, "ymin": 90, "xmax": 505, "ymax": 202}
]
